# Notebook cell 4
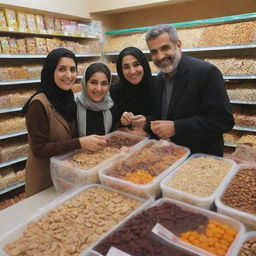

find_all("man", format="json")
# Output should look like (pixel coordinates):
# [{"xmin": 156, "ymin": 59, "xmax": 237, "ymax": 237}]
[{"xmin": 145, "ymin": 24, "xmax": 234, "ymax": 156}]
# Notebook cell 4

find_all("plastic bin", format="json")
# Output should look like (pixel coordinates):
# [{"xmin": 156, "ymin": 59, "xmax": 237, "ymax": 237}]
[
  {"xmin": 160, "ymin": 153, "xmax": 237, "ymax": 209},
  {"xmin": 85, "ymin": 197, "xmax": 245, "ymax": 256},
  {"xmin": 0, "ymin": 184, "xmax": 153, "ymax": 256},
  {"xmin": 233, "ymin": 231, "xmax": 256, "ymax": 256},
  {"xmin": 99, "ymin": 139, "xmax": 190, "ymax": 199},
  {"xmin": 215, "ymin": 163, "xmax": 256, "ymax": 230},
  {"xmin": 50, "ymin": 131, "xmax": 147, "ymax": 192}
]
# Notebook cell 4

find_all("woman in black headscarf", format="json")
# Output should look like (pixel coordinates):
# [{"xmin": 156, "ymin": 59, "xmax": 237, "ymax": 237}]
[
  {"xmin": 110, "ymin": 46, "xmax": 152, "ymax": 136},
  {"xmin": 22, "ymin": 48, "xmax": 106, "ymax": 197}
]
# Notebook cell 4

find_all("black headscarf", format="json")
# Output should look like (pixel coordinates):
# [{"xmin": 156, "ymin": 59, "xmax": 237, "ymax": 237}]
[
  {"xmin": 112, "ymin": 46, "xmax": 152, "ymax": 115},
  {"xmin": 22, "ymin": 48, "xmax": 77, "ymax": 122}
]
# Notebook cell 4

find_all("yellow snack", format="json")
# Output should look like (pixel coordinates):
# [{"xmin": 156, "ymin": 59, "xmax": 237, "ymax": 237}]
[
  {"xmin": 4, "ymin": 9, "xmax": 18, "ymax": 28},
  {"xmin": 26, "ymin": 13, "xmax": 37, "ymax": 31},
  {"xmin": 0, "ymin": 10, "xmax": 7, "ymax": 27},
  {"xmin": 17, "ymin": 12, "xmax": 27, "ymax": 30},
  {"xmin": 35, "ymin": 15, "xmax": 45, "ymax": 30}
]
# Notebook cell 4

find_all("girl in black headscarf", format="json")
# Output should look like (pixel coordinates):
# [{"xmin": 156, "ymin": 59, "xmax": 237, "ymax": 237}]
[
  {"xmin": 110, "ymin": 46, "xmax": 152, "ymax": 136},
  {"xmin": 23, "ymin": 48, "xmax": 106, "ymax": 197}
]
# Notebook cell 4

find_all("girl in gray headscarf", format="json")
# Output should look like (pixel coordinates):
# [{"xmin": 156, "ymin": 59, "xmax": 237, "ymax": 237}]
[{"xmin": 77, "ymin": 62, "xmax": 119, "ymax": 136}]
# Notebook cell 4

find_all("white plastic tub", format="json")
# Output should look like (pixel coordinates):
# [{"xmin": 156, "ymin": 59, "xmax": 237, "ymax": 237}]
[
  {"xmin": 99, "ymin": 139, "xmax": 190, "ymax": 199},
  {"xmin": 85, "ymin": 197, "xmax": 245, "ymax": 256},
  {"xmin": 215, "ymin": 163, "xmax": 256, "ymax": 230},
  {"xmin": 50, "ymin": 131, "xmax": 147, "ymax": 192},
  {"xmin": 0, "ymin": 184, "xmax": 153, "ymax": 256},
  {"xmin": 233, "ymin": 231, "xmax": 256, "ymax": 256},
  {"xmin": 160, "ymin": 153, "xmax": 237, "ymax": 209}
]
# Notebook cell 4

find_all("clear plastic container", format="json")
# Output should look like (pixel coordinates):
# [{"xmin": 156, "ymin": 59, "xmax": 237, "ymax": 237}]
[
  {"xmin": 233, "ymin": 231, "xmax": 256, "ymax": 256},
  {"xmin": 85, "ymin": 197, "xmax": 245, "ymax": 256},
  {"xmin": 99, "ymin": 139, "xmax": 190, "ymax": 199},
  {"xmin": 50, "ymin": 131, "xmax": 147, "ymax": 192},
  {"xmin": 215, "ymin": 163, "xmax": 256, "ymax": 230},
  {"xmin": 0, "ymin": 184, "xmax": 154, "ymax": 256},
  {"xmin": 160, "ymin": 153, "xmax": 237, "ymax": 209}
]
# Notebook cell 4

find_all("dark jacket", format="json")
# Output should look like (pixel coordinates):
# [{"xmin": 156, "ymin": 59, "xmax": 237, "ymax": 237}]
[{"xmin": 149, "ymin": 53, "xmax": 234, "ymax": 156}]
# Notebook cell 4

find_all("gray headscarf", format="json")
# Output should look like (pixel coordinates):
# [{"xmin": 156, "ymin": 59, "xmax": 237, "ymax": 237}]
[{"xmin": 77, "ymin": 63, "xmax": 113, "ymax": 136}]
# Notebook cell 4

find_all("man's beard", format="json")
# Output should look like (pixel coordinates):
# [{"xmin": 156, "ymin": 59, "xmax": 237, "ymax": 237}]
[{"xmin": 155, "ymin": 49, "xmax": 181, "ymax": 74}]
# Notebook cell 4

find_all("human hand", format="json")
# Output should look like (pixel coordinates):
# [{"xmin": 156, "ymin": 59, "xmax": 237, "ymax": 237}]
[
  {"xmin": 150, "ymin": 120, "xmax": 175, "ymax": 139},
  {"xmin": 79, "ymin": 135, "xmax": 107, "ymax": 152},
  {"xmin": 121, "ymin": 111, "xmax": 134, "ymax": 126},
  {"xmin": 131, "ymin": 115, "xmax": 146, "ymax": 129}
]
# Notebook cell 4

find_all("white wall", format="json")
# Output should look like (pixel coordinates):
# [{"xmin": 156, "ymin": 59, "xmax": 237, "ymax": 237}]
[{"xmin": 0, "ymin": 0, "xmax": 91, "ymax": 20}]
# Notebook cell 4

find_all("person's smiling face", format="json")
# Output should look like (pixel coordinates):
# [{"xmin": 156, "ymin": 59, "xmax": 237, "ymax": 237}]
[
  {"xmin": 86, "ymin": 72, "xmax": 109, "ymax": 102},
  {"xmin": 122, "ymin": 54, "xmax": 144, "ymax": 85},
  {"xmin": 54, "ymin": 57, "xmax": 77, "ymax": 90}
]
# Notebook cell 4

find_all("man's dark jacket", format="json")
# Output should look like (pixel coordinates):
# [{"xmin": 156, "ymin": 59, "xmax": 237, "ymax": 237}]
[{"xmin": 148, "ymin": 53, "xmax": 234, "ymax": 156}]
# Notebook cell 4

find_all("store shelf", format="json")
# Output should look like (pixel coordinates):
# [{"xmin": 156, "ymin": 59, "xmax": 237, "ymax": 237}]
[
  {"xmin": 0, "ymin": 106, "xmax": 22, "ymax": 114},
  {"xmin": 0, "ymin": 181, "xmax": 25, "ymax": 196},
  {"xmin": 224, "ymin": 141, "xmax": 237, "ymax": 147},
  {"xmin": 0, "ymin": 156, "xmax": 27, "ymax": 168},
  {"xmin": 0, "ymin": 130, "xmax": 27, "ymax": 140},
  {"xmin": 0, "ymin": 53, "xmax": 101, "ymax": 59},
  {"xmin": 224, "ymin": 75, "xmax": 256, "ymax": 80},
  {"xmin": 0, "ymin": 79, "xmax": 40, "ymax": 86},
  {"xmin": 230, "ymin": 100, "xmax": 256, "ymax": 105},
  {"xmin": 233, "ymin": 125, "xmax": 256, "ymax": 133},
  {"xmin": 105, "ymin": 43, "xmax": 256, "ymax": 57}
]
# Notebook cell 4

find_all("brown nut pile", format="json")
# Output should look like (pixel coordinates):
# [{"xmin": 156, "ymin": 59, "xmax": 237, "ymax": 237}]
[
  {"xmin": 106, "ymin": 141, "xmax": 187, "ymax": 180},
  {"xmin": 69, "ymin": 147, "xmax": 120, "ymax": 169},
  {"xmin": 167, "ymin": 157, "xmax": 232, "ymax": 197},
  {"xmin": 106, "ymin": 135, "xmax": 142, "ymax": 149},
  {"xmin": 221, "ymin": 167, "xmax": 256, "ymax": 215},
  {"xmin": 4, "ymin": 187, "xmax": 142, "ymax": 256},
  {"xmin": 238, "ymin": 238, "xmax": 256, "ymax": 256}
]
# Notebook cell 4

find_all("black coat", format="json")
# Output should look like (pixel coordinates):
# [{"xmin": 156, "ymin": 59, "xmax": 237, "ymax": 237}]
[{"xmin": 149, "ymin": 53, "xmax": 234, "ymax": 156}]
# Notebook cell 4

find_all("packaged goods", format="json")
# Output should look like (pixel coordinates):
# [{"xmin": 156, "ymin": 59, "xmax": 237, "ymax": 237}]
[
  {"xmin": 35, "ymin": 37, "xmax": 47, "ymax": 54},
  {"xmin": 35, "ymin": 14, "xmax": 45, "ymax": 31},
  {"xmin": 16, "ymin": 12, "xmax": 27, "ymax": 30},
  {"xmin": 54, "ymin": 18, "xmax": 62, "ymax": 32},
  {"xmin": 0, "ymin": 166, "xmax": 17, "ymax": 187},
  {"xmin": 0, "ymin": 37, "xmax": 10, "ymax": 54},
  {"xmin": 4, "ymin": 9, "xmax": 18, "ymax": 28},
  {"xmin": 43, "ymin": 16, "xmax": 54, "ymax": 31},
  {"xmin": 45, "ymin": 37, "xmax": 61, "ymax": 52},
  {"xmin": 25, "ymin": 13, "xmax": 37, "ymax": 31},
  {"xmin": 0, "ymin": 10, "xmax": 7, "ymax": 27},
  {"xmin": 8, "ymin": 38, "xmax": 18, "ymax": 54},
  {"xmin": 1, "ymin": 185, "xmax": 151, "ymax": 255},
  {"xmin": 16, "ymin": 38, "xmax": 26, "ymax": 54},
  {"xmin": 25, "ymin": 37, "xmax": 36, "ymax": 54}
]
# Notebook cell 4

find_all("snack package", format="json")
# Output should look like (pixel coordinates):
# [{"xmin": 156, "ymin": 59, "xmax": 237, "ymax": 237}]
[
  {"xmin": 16, "ymin": 38, "xmax": 27, "ymax": 54},
  {"xmin": 4, "ymin": 9, "xmax": 18, "ymax": 28},
  {"xmin": 44, "ymin": 16, "xmax": 54, "ymax": 32},
  {"xmin": 61, "ymin": 19, "xmax": 70, "ymax": 33},
  {"xmin": 16, "ymin": 12, "xmax": 27, "ymax": 30},
  {"xmin": 26, "ymin": 13, "xmax": 37, "ymax": 31},
  {"xmin": 35, "ymin": 15, "xmax": 45, "ymax": 31},
  {"xmin": 0, "ymin": 37, "xmax": 10, "ymax": 53},
  {"xmin": 54, "ymin": 18, "xmax": 62, "ymax": 32},
  {"xmin": 25, "ymin": 37, "xmax": 36, "ymax": 54},
  {"xmin": 8, "ymin": 38, "xmax": 18, "ymax": 54},
  {"xmin": 0, "ymin": 10, "xmax": 7, "ymax": 27},
  {"xmin": 46, "ymin": 37, "xmax": 61, "ymax": 52},
  {"xmin": 35, "ymin": 37, "xmax": 47, "ymax": 54}
]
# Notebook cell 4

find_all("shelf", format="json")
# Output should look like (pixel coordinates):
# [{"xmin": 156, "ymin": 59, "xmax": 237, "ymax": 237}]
[
  {"xmin": 0, "ymin": 27, "xmax": 99, "ymax": 39},
  {"xmin": 0, "ymin": 79, "xmax": 40, "ymax": 86},
  {"xmin": 0, "ymin": 156, "xmax": 27, "ymax": 169},
  {"xmin": 224, "ymin": 141, "xmax": 237, "ymax": 147},
  {"xmin": 0, "ymin": 53, "xmax": 101, "ymax": 59},
  {"xmin": 0, "ymin": 181, "xmax": 25, "ymax": 196},
  {"xmin": 233, "ymin": 125, "xmax": 256, "ymax": 133},
  {"xmin": 105, "ymin": 43, "xmax": 256, "ymax": 56},
  {"xmin": 0, "ymin": 130, "xmax": 27, "ymax": 140},
  {"xmin": 224, "ymin": 75, "xmax": 256, "ymax": 80},
  {"xmin": 230, "ymin": 100, "xmax": 256, "ymax": 105},
  {"xmin": 0, "ymin": 106, "xmax": 22, "ymax": 114}
]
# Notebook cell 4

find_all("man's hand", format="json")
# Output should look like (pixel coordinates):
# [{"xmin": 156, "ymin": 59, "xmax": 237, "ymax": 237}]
[
  {"xmin": 150, "ymin": 120, "xmax": 175, "ymax": 139},
  {"xmin": 79, "ymin": 135, "xmax": 107, "ymax": 152}
]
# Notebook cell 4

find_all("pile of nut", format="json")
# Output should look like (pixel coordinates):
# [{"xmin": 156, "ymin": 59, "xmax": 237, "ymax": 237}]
[
  {"xmin": 238, "ymin": 238, "xmax": 256, "ymax": 256},
  {"xmin": 4, "ymin": 187, "xmax": 142, "ymax": 256}
]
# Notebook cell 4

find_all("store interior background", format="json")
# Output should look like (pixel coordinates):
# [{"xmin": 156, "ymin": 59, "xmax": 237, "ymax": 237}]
[{"xmin": 0, "ymin": 0, "xmax": 255, "ymax": 31}]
